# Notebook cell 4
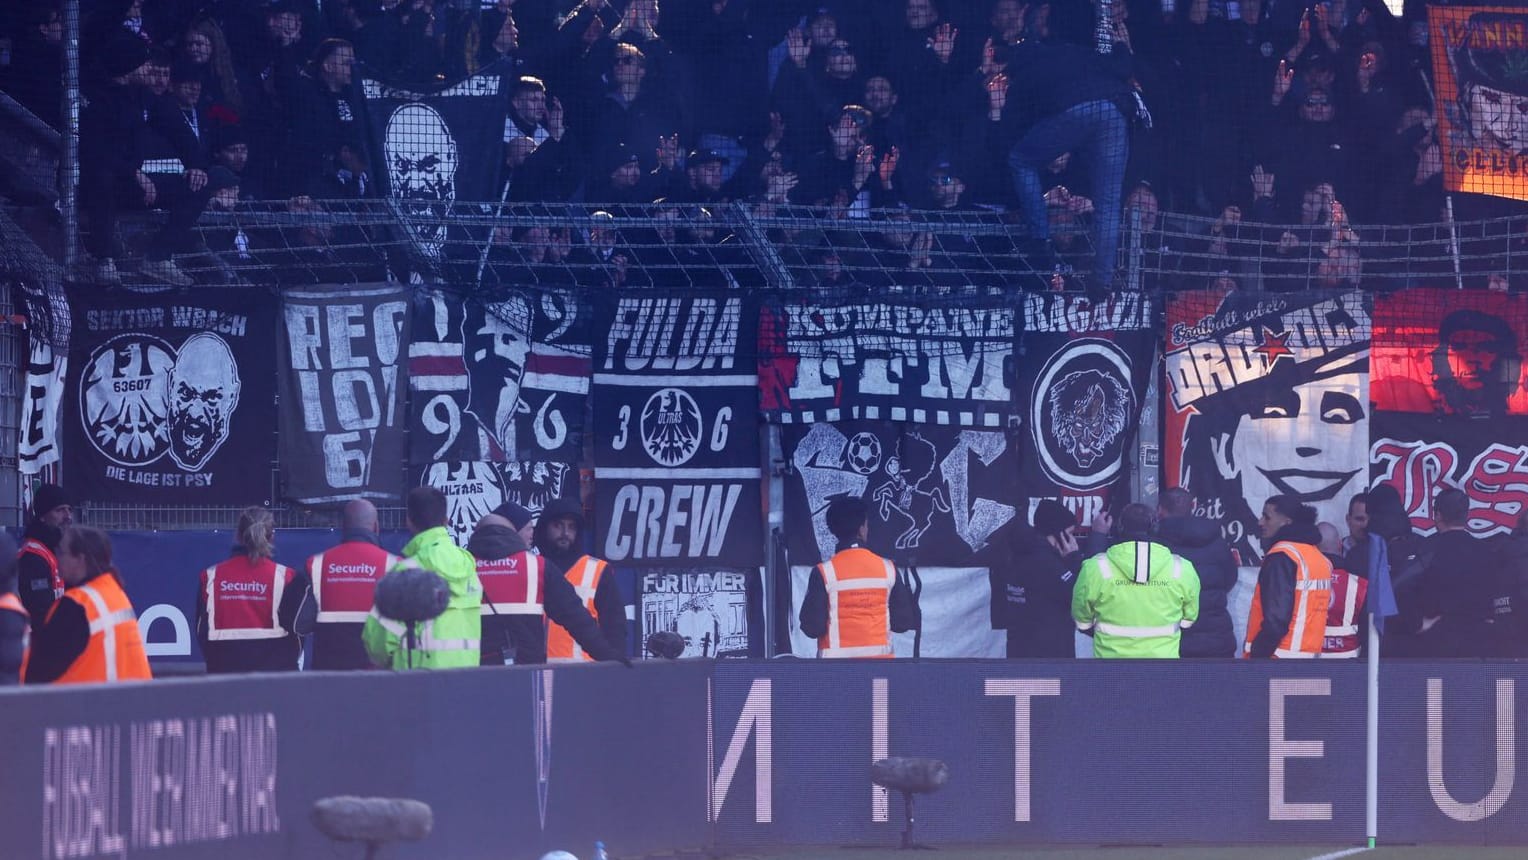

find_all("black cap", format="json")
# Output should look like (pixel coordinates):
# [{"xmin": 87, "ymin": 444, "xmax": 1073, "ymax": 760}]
[
  {"xmin": 687, "ymin": 148, "xmax": 726, "ymax": 167},
  {"xmin": 601, "ymin": 142, "xmax": 640, "ymax": 174},
  {"xmin": 31, "ymin": 484, "xmax": 70, "ymax": 520},
  {"xmin": 493, "ymin": 501, "xmax": 534, "ymax": 531},
  {"xmin": 1031, "ymin": 500, "xmax": 1076, "ymax": 536}
]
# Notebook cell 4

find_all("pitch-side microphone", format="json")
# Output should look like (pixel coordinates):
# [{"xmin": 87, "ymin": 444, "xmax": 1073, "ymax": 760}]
[
  {"xmin": 374, "ymin": 567, "xmax": 449, "ymax": 623},
  {"xmin": 311, "ymin": 796, "xmax": 433, "ymax": 849}
]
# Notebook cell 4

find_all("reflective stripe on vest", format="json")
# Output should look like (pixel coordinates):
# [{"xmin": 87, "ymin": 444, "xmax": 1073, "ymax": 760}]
[
  {"xmin": 1244, "ymin": 542, "xmax": 1332, "ymax": 658},
  {"xmin": 479, "ymin": 553, "xmax": 543, "ymax": 615},
  {"xmin": 311, "ymin": 546, "xmax": 395, "ymax": 624},
  {"xmin": 1320, "ymin": 569, "xmax": 1367, "ymax": 659},
  {"xmin": 48, "ymin": 576, "xmax": 151, "ymax": 684},
  {"xmin": 0, "ymin": 592, "xmax": 27, "ymax": 653},
  {"xmin": 818, "ymin": 553, "xmax": 895, "ymax": 659},
  {"xmin": 547, "ymin": 557, "xmax": 604, "ymax": 663},
  {"xmin": 205, "ymin": 562, "xmax": 289, "ymax": 640},
  {"xmin": 1082, "ymin": 551, "xmax": 1189, "ymax": 637},
  {"xmin": 20, "ymin": 539, "xmax": 64, "ymax": 598},
  {"xmin": 367, "ymin": 608, "xmax": 480, "ymax": 653}
]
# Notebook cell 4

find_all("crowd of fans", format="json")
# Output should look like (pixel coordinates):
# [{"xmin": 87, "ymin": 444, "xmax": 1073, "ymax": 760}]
[{"xmin": 0, "ymin": 0, "xmax": 1513, "ymax": 290}]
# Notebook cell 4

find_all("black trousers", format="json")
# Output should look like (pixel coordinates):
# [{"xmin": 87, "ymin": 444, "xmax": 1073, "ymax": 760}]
[{"xmin": 81, "ymin": 169, "xmax": 210, "ymax": 262}]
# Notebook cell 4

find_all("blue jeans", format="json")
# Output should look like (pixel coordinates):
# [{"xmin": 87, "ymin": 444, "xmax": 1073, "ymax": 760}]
[{"xmin": 1009, "ymin": 99, "xmax": 1130, "ymax": 288}]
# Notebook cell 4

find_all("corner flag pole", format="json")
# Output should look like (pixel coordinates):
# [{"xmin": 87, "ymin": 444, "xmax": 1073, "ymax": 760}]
[{"xmin": 1366, "ymin": 615, "xmax": 1379, "ymax": 849}]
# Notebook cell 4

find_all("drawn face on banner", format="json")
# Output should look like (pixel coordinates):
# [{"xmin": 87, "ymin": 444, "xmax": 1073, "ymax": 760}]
[
  {"xmin": 166, "ymin": 333, "xmax": 242, "ymax": 470},
  {"xmin": 1031, "ymin": 338, "xmax": 1135, "ymax": 491},
  {"xmin": 1430, "ymin": 309, "xmax": 1522, "ymax": 416},
  {"xmin": 385, "ymin": 103, "xmax": 458, "ymax": 258},
  {"xmin": 463, "ymin": 297, "xmax": 532, "ymax": 458}
]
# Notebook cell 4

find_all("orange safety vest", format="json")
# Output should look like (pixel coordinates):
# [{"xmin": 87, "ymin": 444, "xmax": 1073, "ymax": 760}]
[
  {"xmin": 1244, "ymin": 541, "xmax": 1332, "ymax": 659},
  {"xmin": 1320, "ymin": 568, "xmax": 1369, "ymax": 659},
  {"xmin": 816, "ymin": 547, "xmax": 896, "ymax": 659},
  {"xmin": 309, "ymin": 542, "xmax": 398, "ymax": 624},
  {"xmin": 546, "ymin": 556, "xmax": 605, "ymax": 662},
  {"xmin": 1, "ymin": 592, "xmax": 28, "ymax": 653},
  {"xmin": 25, "ymin": 574, "xmax": 151, "ymax": 684},
  {"xmin": 478, "ymin": 551, "xmax": 544, "ymax": 616},
  {"xmin": 202, "ymin": 557, "xmax": 294, "ymax": 640},
  {"xmin": 19, "ymin": 538, "xmax": 65, "ymax": 602}
]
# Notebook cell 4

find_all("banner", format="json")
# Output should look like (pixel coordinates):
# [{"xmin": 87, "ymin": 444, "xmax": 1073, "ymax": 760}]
[
  {"xmin": 759, "ymin": 296, "xmax": 1016, "ymax": 427},
  {"xmin": 361, "ymin": 64, "xmax": 509, "ymax": 261},
  {"xmin": 1429, "ymin": 6, "xmax": 1528, "ymax": 201},
  {"xmin": 1017, "ymin": 293, "xmax": 1156, "ymax": 526},
  {"xmin": 593, "ymin": 293, "xmax": 762, "ymax": 567},
  {"xmin": 65, "ymin": 289, "xmax": 275, "ymax": 504},
  {"xmin": 420, "ymin": 460, "xmax": 579, "ymax": 543},
  {"xmin": 639, "ymin": 568, "xmax": 751, "ymax": 658},
  {"xmin": 1164, "ymin": 290, "xmax": 1370, "ymax": 564},
  {"xmin": 18, "ymin": 280, "xmax": 69, "ymax": 476},
  {"xmin": 1372, "ymin": 288, "xmax": 1528, "ymax": 417},
  {"xmin": 1372, "ymin": 288, "xmax": 1528, "ymax": 536},
  {"xmin": 783, "ymin": 421, "xmax": 1019, "ymax": 566},
  {"xmin": 278, "ymin": 284, "xmax": 409, "ymax": 503},
  {"xmin": 408, "ymin": 288, "xmax": 588, "ymax": 465}
]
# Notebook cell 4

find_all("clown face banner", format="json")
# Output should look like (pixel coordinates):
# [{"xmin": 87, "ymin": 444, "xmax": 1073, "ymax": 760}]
[
  {"xmin": 1164, "ymin": 289, "xmax": 1370, "ymax": 565},
  {"xmin": 65, "ymin": 288, "xmax": 275, "ymax": 504}
]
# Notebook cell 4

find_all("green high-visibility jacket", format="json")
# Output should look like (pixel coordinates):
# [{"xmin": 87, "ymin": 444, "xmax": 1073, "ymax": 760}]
[
  {"xmin": 363, "ymin": 527, "xmax": 483, "ymax": 670},
  {"xmin": 1071, "ymin": 540, "xmax": 1201, "ymax": 659}
]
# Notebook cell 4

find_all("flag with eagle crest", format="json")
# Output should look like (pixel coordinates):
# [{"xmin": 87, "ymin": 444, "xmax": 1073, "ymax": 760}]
[{"xmin": 591, "ymin": 289, "xmax": 764, "ymax": 567}]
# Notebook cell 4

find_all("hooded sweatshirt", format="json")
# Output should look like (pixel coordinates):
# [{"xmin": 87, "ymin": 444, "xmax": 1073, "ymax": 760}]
[
  {"xmin": 533, "ymin": 497, "xmax": 627, "ymax": 657},
  {"xmin": 1156, "ymin": 516, "xmax": 1238, "ymax": 658}
]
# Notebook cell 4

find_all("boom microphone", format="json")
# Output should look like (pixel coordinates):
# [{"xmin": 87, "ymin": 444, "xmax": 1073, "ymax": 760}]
[
  {"xmin": 311, "ymin": 796, "xmax": 433, "ymax": 845},
  {"xmin": 374, "ymin": 567, "xmax": 449, "ymax": 623},
  {"xmin": 646, "ymin": 630, "xmax": 686, "ymax": 659}
]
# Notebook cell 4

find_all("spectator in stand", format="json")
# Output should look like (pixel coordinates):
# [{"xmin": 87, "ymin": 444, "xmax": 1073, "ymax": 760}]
[
  {"xmin": 211, "ymin": 125, "xmax": 263, "ymax": 200},
  {"xmin": 1156, "ymin": 487, "xmax": 1238, "ymax": 658},
  {"xmin": 592, "ymin": 43, "xmax": 686, "ymax": 174},
  {"xmin": 175, "ymin": 16, "xmax": 244, "ymax": 116},
  {"xmin": 663, "ymin": 0, "xmax": 768, "ymax": 187},
  {"xmin": 282, "ymin": 39, "xmax": 362, "ymax": 197},
  {"xmin": 793, "ymin": 104, "xmax": 881, "ymax": 207},
  {"xmin": 22, "ymin": 527, "xmax": 151, "ymax": 685},
  {"xmin": 773, "ymin": 30, "xmax": 866, "ymax": 159},
  {"xmin": 230, "ymin": 2, "xmax": 308, "ymax": 193},
  {"xmin": 197, "ymin": 507, "xmax": 311, "ymax": 674},
  {"xmin": 142, "ymin": 49, "xmax": 172, "ymax": 98},
  {"xmin": 0, "ymin": 533, "xmax": 23, "ymax": 686},
  {"xmin": 3, "ymin": 6, "xmax": 64, "ymax": 127},
  {"xmin": 159, "ymin": 61, "xmax": 214, "ymax": 164},
  {"xmin": 80, "ymin": 30, "xmax": 211, "ymax": 286},
  {"xmin": 583, "ymin": 142, "xmax": 663, "ymax": 204},
  {"xmin": 504, "ymin": 76, "xmax": 579, "ymax": 200},
  {"xmin": 666, "ymin": 148, "xmax": 729, "ymax": 204},
  {"xmin": 1262, "ymin": 62, "xmax": 1355, "ymax": 217},
  {"xmin": 991, "ymin": 500, "xmax": 1082, "ymax": 658},
  {"xmin": 1005, "ymin": 20, "xmax": 1137, "ymax": 291},
  {"xmin": 568, "ymin": 210, "xmax": 641, "ymax": 288}
]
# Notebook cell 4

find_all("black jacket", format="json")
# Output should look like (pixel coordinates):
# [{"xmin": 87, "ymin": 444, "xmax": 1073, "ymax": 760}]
[
  {"xmin": 990, "ymin": 525, "xmax": 1080, "ymax": 658},
  {"xmin": 195, "ymin": 549, "xmax": 312, "ymax": 674},
  {"xmin": 1491, "ymin": 534, "xmax": 1528, "ymax": 658},
  {"xmin": 0, "ymin": 532, "xmax": 21, "ymax": 684},
  {"xmin": 799, "ymin": 542, "xmax": 921, "ymax": 645},
  {"xmin": 1405, "ymin": 529, "xmax": 1500, "ymax": 658},
  {"xmin": 534, "ymin": 497, "xmax": 628, "ymax": 657},
  {"xmin": 467, "ymin": 523, "xmax": 622, "ymax": 665},
  {"xmin": 1248, "ymin": 522, "xmax": 1324, "ymax": 659},
  {"xmin": 17, "ymin": 520, "xmax": 63, "ymax": 622},
  {"xmin": 1157, "ymin": 516, "xmax": 1239, "ymax": 658},
  {"xmin": 80, "ymin": 81, "xmax": 208, "ymax": 183},
  {"xmin": 1004, "ymin": 39, "xmax": 1134, "ymax": 130}
]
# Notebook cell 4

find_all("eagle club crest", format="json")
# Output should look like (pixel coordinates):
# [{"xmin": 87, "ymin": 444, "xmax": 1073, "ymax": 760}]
[
  {"xmin": 1031, "ymin": 337, "xmax": 1135, "ymax": 491},
  {"xmin": 641, "ymin": 387, "xmax": 703, "ymax": 466},
  {"xmin": 80, "ymin": 331, "xmax": 243, "ymax": 471}
]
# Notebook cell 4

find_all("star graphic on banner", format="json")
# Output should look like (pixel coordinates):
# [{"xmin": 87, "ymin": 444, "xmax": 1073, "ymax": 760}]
[{"xmin": 1253, "ymin": 327, "xmax": 1294, "ymax": 367}]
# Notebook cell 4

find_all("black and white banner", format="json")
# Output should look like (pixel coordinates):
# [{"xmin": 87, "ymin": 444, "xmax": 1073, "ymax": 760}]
[
  {"xmin": 593, "ymin": 293, "xmax": 762, "ymax": 567},
  {"xmin": 783, "ymin": 421, "xmax": 1020, "ymax": 566},
  {"xmin": 279, "ymin": 284, "xmax": 409, "ymax": 503},
  {"xmin": 18, "ymin": 280, "xmax": 70, "ymax": 476},
  {"xmin": 1017, "ymin": 293, "xmax": 1156, "ymax": 527},
  {"xmin": 65, "ymin": 289, "xmax": 275, "ymax": 504},
  {"xmin": 361, "ymin": 63, "xmax": 509, "ymax": 262},
  {"xmin": 408, "ymin": 288, "xmax": 588, "ymax": 466},
  {"xmin": 759, "ymin": 297, "xmax": 1016, "ymax": 427},
  {"xmin": 640, "ymin": 568, "xmax": 751, "ymax": 658},
  {"xmin": 420, "ymin": 460, "xmax": 579, "ymax": 544}
]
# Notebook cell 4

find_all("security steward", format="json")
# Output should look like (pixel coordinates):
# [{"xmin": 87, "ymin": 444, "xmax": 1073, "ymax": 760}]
[
  {"xmin": 363, "ymin": 486, "xmax": 483, "ymax": 670},
  {"xmin": 534, "ymin": 497, "xmax": 627, "ymax": 662},
  {"xmin": 302, "ymin": 500, "xmax": 399, "ymax": 670},
  {"xmin": 467, "ymin": 505, "xmax": 624, "ymax": 665},
  {"xmin": 17, "ymin": 483, "xmax": 71, "ymax": 622},
  {"xmin": 1317, "ymin": 522, "xmax": 1368, "ymax": 658},
  {"xmin": 1072, "ymin": 503, "xmax": 1201, "ymax": 659},
  {"xmin": 23, "ymin": 526, "xmax": 151, "ymax": 684},
  {"xmin": 198, "ymin": 507, "xmax": 311, "ymax": 673},
  {"xmin": 1, "ymin": 533, "xmax": 29, "ymax": 685},
  {"xmin": 799, "ymin": 497, "xmax": 920, "ymax": 658},
  {"xmin": 1245, "ymin": 495, "xmax": 1332, "ymax": 659}
]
